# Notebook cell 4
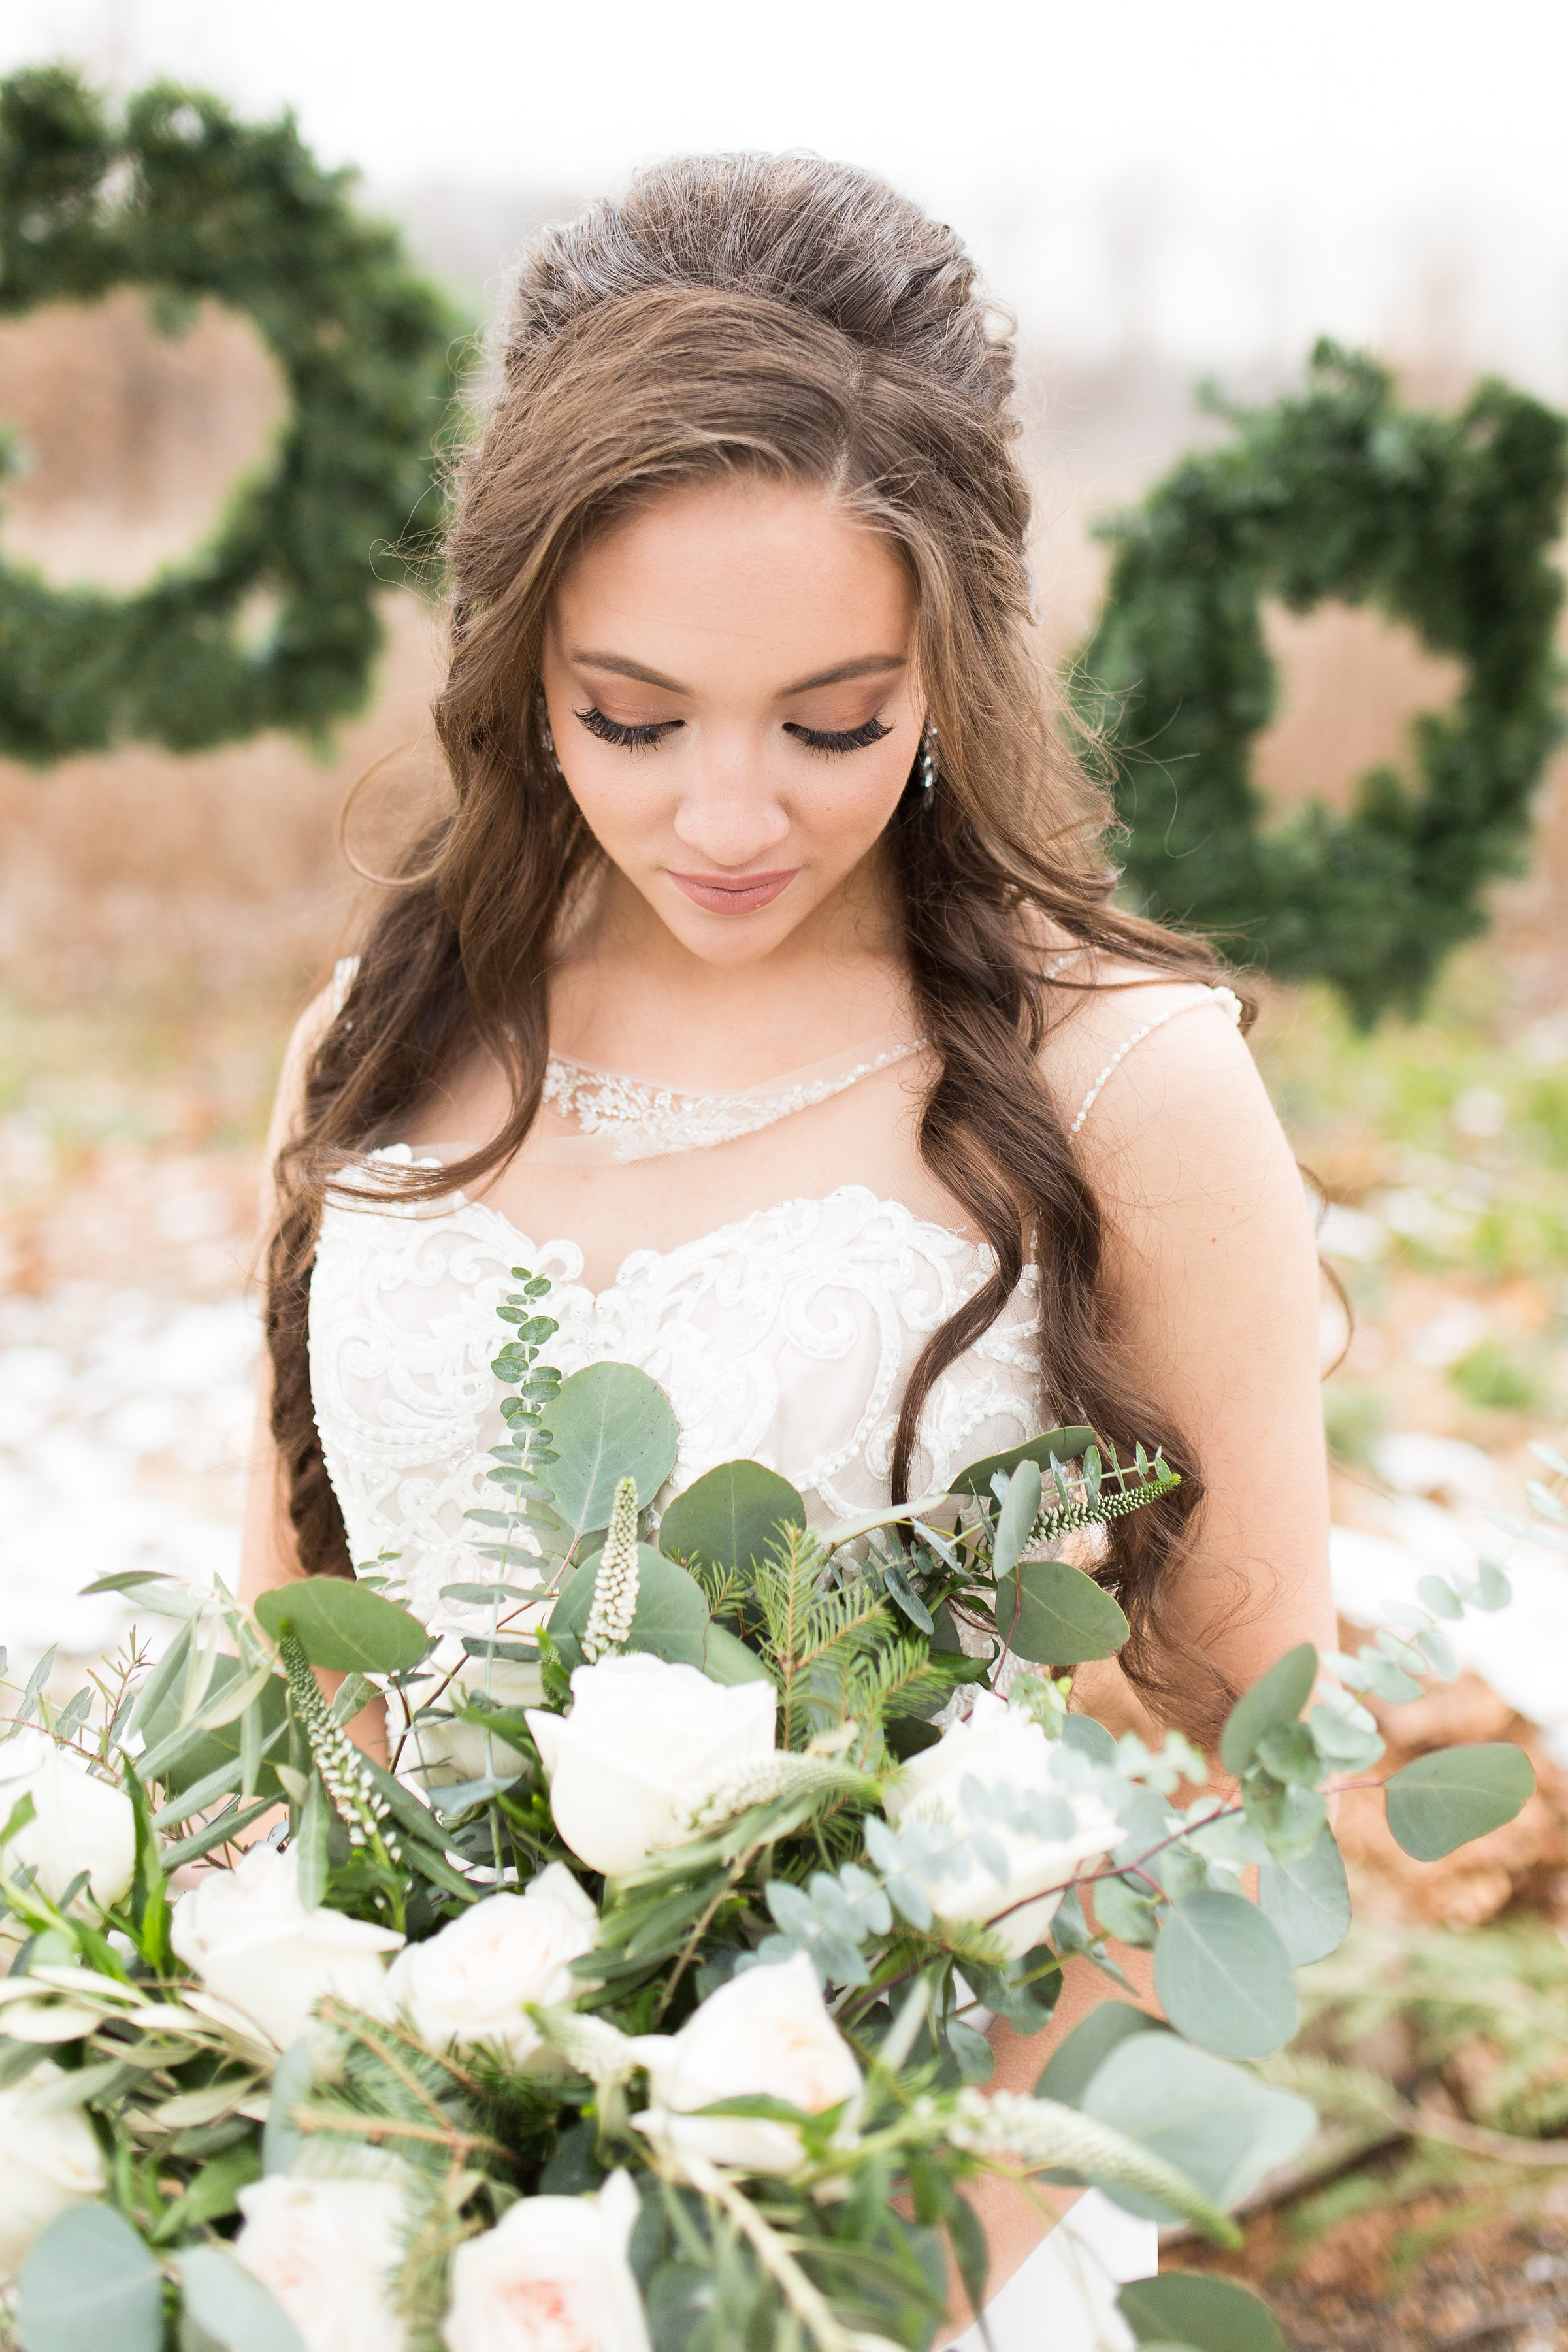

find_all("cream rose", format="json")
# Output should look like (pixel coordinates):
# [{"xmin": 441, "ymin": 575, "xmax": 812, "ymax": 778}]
[
  {"xmin": 234, "ymin": 2175, "xmax": 406, "ymax": 2352},
  {"xmin": 0, "ymin": 1731, "xmax": 135, "ymax": 1913},
  {"xmin": 418, "ymin": 1651, "xmax": 544, "ymax": 1786},
  {"xmin": 883, "ymin": 1690, "xmax": 1121, "ymax": 1958},
  {"xmin": 171, "ymin": 1844, "xmax": 402, "ymax": 2050},
  {"xmin": 525, "ymin": 1656, "xmax": 776, "ymax": 1878},
  {"xmin": 632, "ymin": 1952, "xmax": 860, "ymax": 2176},
  {"xmin": 387, "ymin": 1866, "xmax": 596, "ymax": 2064},
  {"xmin": 441, "ymin": 2169, "xmax": 651, "ymax": 2352},
  {"xmin": 0, "ymin": 2061, "xmax": 108, "ymax": 2281}
]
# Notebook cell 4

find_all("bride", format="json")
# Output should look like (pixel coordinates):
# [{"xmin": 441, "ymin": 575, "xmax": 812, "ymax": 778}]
[{"xmin": 242, "ymin": 153, "xmax": 1333, "ymax": 2346}]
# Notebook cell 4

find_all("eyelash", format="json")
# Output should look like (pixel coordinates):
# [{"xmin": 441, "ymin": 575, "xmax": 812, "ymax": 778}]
[
  {"xmin": 783, "ymin": 715, "xmax": 893, "ymax": 757},
  {"xmin": 572, "ymin": 707, "xmax": 894, "ymax": 757}
]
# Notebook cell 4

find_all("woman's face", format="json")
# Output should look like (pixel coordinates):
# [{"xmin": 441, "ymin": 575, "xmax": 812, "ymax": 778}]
[{"xmin": 540, "ymin": 476, "xmax": 921, "ymax": 965}]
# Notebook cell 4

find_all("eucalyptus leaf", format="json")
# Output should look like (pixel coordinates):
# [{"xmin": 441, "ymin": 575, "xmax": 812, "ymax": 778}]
[
  {"xmin": 549, "ymin": 1544, "xmax": 709, "ymax": 1668},
  {"xmin": 16, "ymin": 2204, "xmax": 165, "ymax": 2352},
  {"xmin": 1218, "ymin": 1644, "xmax": 1316, "ymax": 1777},
  {"xmin": 1384, "ymin": 1742, "xmax": 1535, "ymax": 1860},
  {"xmin": 1034, "ymin": 2001, "xmax": 1167, "ymax": 2106},
  {"xmin": 1153, "ymin": 1890, "xmax": 1298, "ymax": 2059},
  {"xmin": 992, "ymin": 1458, "xmax": 1043, "ymax": 1582},
  {"xmin": 657, "ymin": 1460, "xmax": 806, "ymax": 1580},
  {"xmin": 263, "ymin": 2039, "xmax": 311, "ymax": 2176},
  {"xmin": 1060, "ymin": 1714, "xmax": 1119, "ymax": 1767},
  {"xmin": 1119, "ymin": 2271, "xmax": 1288, "ymax": 2352},
  {"xmin": 176, "ymin": 2246, "xmax": 307, "ymax": 2351},
  {"xmin": 1079, "ymin": 2033, "xmax": 1315, "ymax": 2223},
  {"xmin": 546, "ymin": 1362, "xmax": 679, "ymax": 1540},
  {"xmin": 995, "ymin": 1558, "xmax": 1130, "ymax": 1664},
  {"xmin": 702, "ymin": 1622, "xmax": 777, "ymax": 1686},
  {"xmin": 949, "ymin": 1425, "xmax": 1096, "ymax": 1497},
  {"xmin": 1258, "ymin": 1827, "xmax": 1351, "ymax": 1965},
  {"xmin": 255, "ymin": 1580, "xmax": 429, "ymax": 1673}
]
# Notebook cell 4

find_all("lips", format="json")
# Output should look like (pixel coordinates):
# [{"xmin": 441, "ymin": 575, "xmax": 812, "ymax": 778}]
[{"xmin": 668, "ymin": 869, "xmax": 798, "ymax": 915}]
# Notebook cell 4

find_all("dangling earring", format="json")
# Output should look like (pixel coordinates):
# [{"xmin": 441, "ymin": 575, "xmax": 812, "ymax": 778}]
[
  {"xmin": 916, "ymin": 719, "xmax": 939, "ymax": 792},
  {"xmin": 537, "ymin": 688, "xmax": 563, "ymax": 777}
]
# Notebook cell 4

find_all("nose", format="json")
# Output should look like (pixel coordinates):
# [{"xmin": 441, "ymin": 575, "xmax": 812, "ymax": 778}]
[{"xmin": 670, "ymin": 732, "xmax": 792, "ymax": 870}]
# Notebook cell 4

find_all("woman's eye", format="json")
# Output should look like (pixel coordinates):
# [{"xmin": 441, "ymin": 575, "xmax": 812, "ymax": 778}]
[
  {"xmin": 574, "ymin": 704, "xmax": 681, "ymax": 752},
  {"xmin": 783, "ymin": 715, "xmax": 894, "ymax": 757}
]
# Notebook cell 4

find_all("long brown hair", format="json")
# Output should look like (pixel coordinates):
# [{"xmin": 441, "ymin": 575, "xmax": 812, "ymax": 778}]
[{"xmin": 268, "ymin": 154, "xmax": 1247, "ymax": 1731}]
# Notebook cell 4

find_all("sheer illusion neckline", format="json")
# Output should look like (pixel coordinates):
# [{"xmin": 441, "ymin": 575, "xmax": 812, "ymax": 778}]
[{"xmin": 534, "ymin": 1030, "xmax": 926, "ymax": 1163}]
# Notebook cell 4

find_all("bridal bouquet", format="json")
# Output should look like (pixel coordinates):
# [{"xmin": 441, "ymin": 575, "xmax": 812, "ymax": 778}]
[{"xmin": 0, "ymin": 1270, "xmax": 1550, "ymax": 2352}]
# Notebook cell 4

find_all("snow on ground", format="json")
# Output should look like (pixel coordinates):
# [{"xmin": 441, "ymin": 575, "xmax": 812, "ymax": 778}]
[{"xmin": 0, "ymin": 1282, "xmax": 258, "ymax": 1678}]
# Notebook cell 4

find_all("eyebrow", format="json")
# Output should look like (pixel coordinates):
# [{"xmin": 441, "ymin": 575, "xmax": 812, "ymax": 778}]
[{"xmin": 569, "ymin": 649, "xmax": 907, "ymax": 697}]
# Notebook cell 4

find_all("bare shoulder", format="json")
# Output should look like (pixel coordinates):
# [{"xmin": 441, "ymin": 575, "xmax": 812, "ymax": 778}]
[{"xmin": 1041, "ymin": 955, "xmax": 1291, "ymax": 1220}]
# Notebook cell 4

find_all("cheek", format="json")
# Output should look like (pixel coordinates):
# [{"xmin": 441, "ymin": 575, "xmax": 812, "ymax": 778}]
[{"xmin": 555, "ymin": 749, "xmax": 669, "ymax": 847}]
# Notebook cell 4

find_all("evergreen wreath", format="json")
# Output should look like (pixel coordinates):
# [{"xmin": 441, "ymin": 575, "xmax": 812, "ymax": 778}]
[
  {"xmin": 1081, "ymin": 342, "xmax": 1567, "ymax": 1024},
  {"xmin": 0, "ymin": 67, "xmax": 460, "ymax": 763}
]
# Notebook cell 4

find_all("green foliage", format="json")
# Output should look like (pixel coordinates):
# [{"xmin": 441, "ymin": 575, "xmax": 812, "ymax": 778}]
[
  {"xmin": 1081, "ymin": 342, "xmax": 1568, "ymax": 1023},
  {"xmin": 1154, "ymin": 1890, "xmax": 1299, "ymax": 2060},
  {"xmin": 945, "ymin": 1425, "xmax": 1098, "ymax": 1496},
  {"xmin": 1448, "ymin": 1335, "xmax": 1550, "ymax": 1414},
  {"xmin": 1119, "ymin": 2271, "xmax": 1288, "ymax": 2352},
  {"xmin": 1382, "ymin": 1741, "xmax": 1536, "ymax": 1859},
  {"xmin": 995, "ymin": 1556, "xmax": 1130, "ymax": 1664},
  {"xmin": 657, "ymin": 1460, "xmax": 808, "ymax": 1582},
  {"xmin": 544, "ymin": 1362, "xmax": 681, "ymax": 1543},
  {"xmin": 549, "ymin": 1543, "xmax": 710, "ymax": 1669},
  {"xmin": 1071, "ymin": 2031, "xmax": 1316, "ymax": 2223},
  {"xmin": 4, "ymin": 1276, "xmax": 1559, "ymax": 2350},
  {"xmin": 1219, "ymin": 1644, "xmax": 1318, "ymax": 1776},
  {"xmin": 253, "ymin": 1577, "xmax": 429, "ymax": 1673},
  {"xmin": 0, "ymin": 65, "xmax": 460, "ymax": 762},
  {"xmin": 16, "ymin": 2204, "xmax": 165, "ymax": 2352},
  {"xmin": 1257, "ymin": 1827, "xmax": 1352, "ymax": 1966},
  {"xmin": 174, "ymin": 2246, "xmax": 306, "ymax": 2349}
]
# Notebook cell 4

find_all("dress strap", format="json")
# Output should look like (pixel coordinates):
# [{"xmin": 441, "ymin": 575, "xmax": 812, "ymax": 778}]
[{"xmin": 1069, "ymin": 985, "xmax": 1243, "ymax": 1136}]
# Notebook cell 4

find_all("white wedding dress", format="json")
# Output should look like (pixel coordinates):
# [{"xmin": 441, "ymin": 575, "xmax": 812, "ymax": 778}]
[{"xmin": 307, "ymin": 959, "xmax": 1241, "ymax": 2349}]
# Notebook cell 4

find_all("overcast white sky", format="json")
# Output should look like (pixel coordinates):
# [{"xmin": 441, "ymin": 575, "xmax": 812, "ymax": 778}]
[{"xmin": 7, "ymin": 0, "xmax": 1568, "ymax": 382}]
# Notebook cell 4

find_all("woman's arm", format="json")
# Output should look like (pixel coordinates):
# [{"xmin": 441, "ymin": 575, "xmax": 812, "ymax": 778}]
[
  {"xmin": 943, "ymin": 989, "xmax": 1335, "ymax": 2328},
  {"xmin": 1069, "ymin": 987, "xmax": 1337, "ymax": 1689},
  {"xmin": 240, "ymin": 987, "xmax": 389, "ymax": 1759}
]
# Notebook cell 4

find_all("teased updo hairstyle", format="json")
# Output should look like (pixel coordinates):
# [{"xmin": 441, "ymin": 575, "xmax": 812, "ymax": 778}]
[{"xmin": 268, "ymin": 152, "xmax": 1246, "ymax": 1732}]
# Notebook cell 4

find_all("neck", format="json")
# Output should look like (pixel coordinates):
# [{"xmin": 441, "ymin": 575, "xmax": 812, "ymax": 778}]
[{"xmin": 550, "ymin": 848, "xmax": 911, "ymax": 1086}]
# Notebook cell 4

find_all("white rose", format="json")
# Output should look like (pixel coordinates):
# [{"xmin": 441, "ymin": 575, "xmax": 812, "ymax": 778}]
[
  {"xmin": 525, "ymin": 1656, "xmax": 776, "ymax": 1878},
  {"xmin": 418, "ymin": 1653, "xmax": 544, "ymax": 1786},
  {"xmin": 0, "ymin": 2061, "xmax": 108, "ymax": 2281},
  {"xmin": 386, "ymin": 1866, "xmax": 596, "ymax": 2065},
  {"xmin": 0, "ymin": 1732, "xmax": 135, "ymax": 1913},
  {"xmin": 442, "ymin": 2169, "xmax": 651, "ymax": 2352},
  {"xmin": 883, "ymin": 1690, "xmax": 1121, "ymax": 1958},
  {"xmin": 234, "ymin": 2175, "xmax": 406, "ymax": 2352},
  {"xmin": 170, "ymin": 1842, "xmax": 308, "ymax": 1968},
  {"xmin": 171, "ymin": 1844, "xmax": 402, "ymax": 2051},
  {"xmin": 632, "ymin": 1952, "xmax": 861, "ymax": 2176}
]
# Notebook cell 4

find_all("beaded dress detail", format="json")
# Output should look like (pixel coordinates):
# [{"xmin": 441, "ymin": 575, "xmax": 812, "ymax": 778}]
[
  {"xmin": 308, "ymin": 965, "xmax": 1240, "ymax": 1629},
  {"xmin": 540, "ymin": 1037, "xmax": 925, "ymax": 1162}
]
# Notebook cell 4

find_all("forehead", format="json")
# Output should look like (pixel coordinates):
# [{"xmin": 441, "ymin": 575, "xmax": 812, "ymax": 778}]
[{"xmin": 551, "ymin": 476, "xmax": 915, "ymax": 689}]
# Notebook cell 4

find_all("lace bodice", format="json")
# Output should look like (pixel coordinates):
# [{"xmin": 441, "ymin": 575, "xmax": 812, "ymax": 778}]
[
  {"xmin": 308, "ymin": 972, "xmax": 1240, "ymax": 1631},
  {"xmin": 310, "ymin": 1172, "xmax": 1040, "ymax": 1628}
]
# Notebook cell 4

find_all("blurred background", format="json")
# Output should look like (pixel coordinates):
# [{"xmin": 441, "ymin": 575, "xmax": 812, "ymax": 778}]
[{"xmin": 3, "ymin": 4, "xmax": 1568, "ymax": 2338}]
